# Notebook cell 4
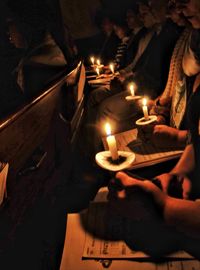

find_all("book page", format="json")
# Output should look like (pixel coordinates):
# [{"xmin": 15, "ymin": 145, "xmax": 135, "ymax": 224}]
[
  {"xmin": 0, "ymin": 162, "xmax": 9, "ymax": 205},
  {"xmin": 102, "ymin": 129, "xmax": 183, "ymax": 169}
]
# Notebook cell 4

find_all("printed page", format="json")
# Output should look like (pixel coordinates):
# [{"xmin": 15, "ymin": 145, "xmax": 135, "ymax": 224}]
[
  {"xmin": 102, "ymin": 129, "xmax": 183, "ymax": 169},
  {"xmin": 82, "ymin": 200, "xmax": 192, "ymax": 260}
]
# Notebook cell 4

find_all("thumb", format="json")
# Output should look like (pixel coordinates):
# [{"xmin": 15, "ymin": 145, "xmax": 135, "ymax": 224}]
[
  {"xmin": 182, "ymin": 177, "xmax": 192, "ymax": 200},
  {"xmin": 115, "ymin": 171, "xmax": 134, "ymax": 187}
]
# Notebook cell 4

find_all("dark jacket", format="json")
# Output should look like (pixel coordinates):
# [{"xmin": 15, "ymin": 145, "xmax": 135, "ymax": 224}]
[{"xmin": 131, "ymin": 21, "xmax": 183, "ymax": 99}]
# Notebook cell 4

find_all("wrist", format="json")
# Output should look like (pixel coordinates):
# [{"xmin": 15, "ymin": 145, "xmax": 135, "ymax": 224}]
[{"xmin": 177, "ymin": 130, "xmax": 188, "ymax": 146}]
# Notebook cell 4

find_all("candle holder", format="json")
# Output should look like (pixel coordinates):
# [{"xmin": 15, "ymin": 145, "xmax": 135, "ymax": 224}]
[
  {"xmin": 95, "ymin": 151, "xmax": 135, "ymax": 172},
  {"xmin": 135, "ymin": 115, "xmax": 157, "ymax": 126},
  {"xmin": 125, "ymin": 95, "xmax": 142, "ymax": 101}
]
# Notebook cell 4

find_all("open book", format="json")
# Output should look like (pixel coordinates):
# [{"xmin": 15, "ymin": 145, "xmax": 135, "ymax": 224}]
[
  {"xmin": 0, "ymin": 162, "xmax": 9, "ymax": 205},
  {"xmin": 102, "ymin": 129, "xmax": 183, "ymax": 169}
]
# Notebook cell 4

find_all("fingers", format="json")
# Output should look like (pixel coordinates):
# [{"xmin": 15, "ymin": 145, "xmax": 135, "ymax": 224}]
[
  {"xmin": 155, "ymin": 173, "xmax": 173, "ymax": 194},
  {"xmin": 182, "ymin": 177, "xmax": 192, "ymax": 200}
]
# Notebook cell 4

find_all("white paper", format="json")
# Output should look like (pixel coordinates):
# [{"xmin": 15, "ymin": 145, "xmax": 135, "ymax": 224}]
[
  {"xmin": 0, "ymin": 163, "xmax": 9, "ymax": 205},
  {"xmin": 103, "ymin": 129, "xmax": 183, "ymax": 169}
]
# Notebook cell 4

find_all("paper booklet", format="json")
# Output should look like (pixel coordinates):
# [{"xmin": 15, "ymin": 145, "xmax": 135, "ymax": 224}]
[
  {"xmin": 82, "ymin": 188, "xmax": 192, "ymax": 260},
  {"xmin": 0, "ymin": 162, "xmax": 9, "ymax": 205},
  {"xmin": 103, "ymin": 129, "xmax": 183, "ymax": 169}
]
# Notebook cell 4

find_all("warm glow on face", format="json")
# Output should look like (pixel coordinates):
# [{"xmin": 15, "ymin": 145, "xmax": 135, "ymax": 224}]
[
  {"xmin": 105, "ymin": 123, "xmax": 111, "ymax": 136},
  {"xmin": 90, "ymin": 56, "xmax": 95, "ymax": 65},
  {"xmin": 142, "ymin": 98, "xmax": 147, "ymax": 106},
  {"xmin": 96, "ymin": 59, "xmax": 101, "ymax": 66},
  {"xmin": 109, "ymin": 63, "xmax": 114, "ymax": 74}
]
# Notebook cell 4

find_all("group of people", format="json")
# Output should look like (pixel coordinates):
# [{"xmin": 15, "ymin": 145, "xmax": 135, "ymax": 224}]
[{"xmin": 81, "ymin": 0, "xmax": 200, "ymax": 254}]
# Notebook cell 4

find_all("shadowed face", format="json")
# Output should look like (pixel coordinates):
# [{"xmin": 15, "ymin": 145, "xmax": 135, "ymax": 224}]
[
  {"xmin": 113, "ymin": 25, "xmax": 127, "ymax": 40},
  {"xmin": 177, "ymin": 0, "xmax": 200, "ymax": 28},
  {"xmin": 126, "ymin": 10, "xmax": 141, "ymax": 29},
  {"xmin": 139, "ymin": 3, "xmax": 156, "ymax": 28}
]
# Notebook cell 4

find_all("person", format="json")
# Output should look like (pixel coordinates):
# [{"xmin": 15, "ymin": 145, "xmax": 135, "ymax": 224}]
[
  {"xmin": 107, "ymin": 0, "xmax": 200, "ymax": 253},
  {"xmin": 83, "ymin": 0, "xmax": 181, "ymax": 154},
  {"xmin": 112, "ymin": 21, "xmax": 130, "ymax": 69},
  {"xmin": 120, "ymin": 7, "xmax": 146, "ymax": 68},
  {"xmin": 96, "ymin": 15, "xmax": 120, "ymax": 65}
]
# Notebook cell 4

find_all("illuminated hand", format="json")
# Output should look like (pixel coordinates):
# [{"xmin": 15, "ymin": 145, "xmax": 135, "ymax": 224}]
[
  {"xmin": 108, "ymin": 172, "xmax": 166, "ymax": 221},
  {"xmin": 155, "ymin": 173, "xmax": 192, "ymax": 199}
]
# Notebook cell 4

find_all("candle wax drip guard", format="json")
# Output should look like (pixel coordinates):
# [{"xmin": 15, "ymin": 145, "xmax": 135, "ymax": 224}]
[
  {"xmin": 95, "ymin": 151, "xmax": 135, "ymax": 171},
  {"xmin": 125, "ymin": 95, "xmax": 142, "ymax": 101},
  {"xmin": 136, "ymin": 115, "xmax": 157, "ymax": 126}
]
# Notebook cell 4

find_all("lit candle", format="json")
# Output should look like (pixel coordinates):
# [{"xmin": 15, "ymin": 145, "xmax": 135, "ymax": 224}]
[
  {"xmin": 90, "ymin": 56, "xmax": 95, "ymax": 65},
  {"xmin": 130, "ymin": 84, "xmax": 135, "ymax": 96},
  {"xmin": 96, "ymin": 67, "xmax": 100, "ymax": 76},
  {"xmin": 96, "ymin": 59, "xmax": 101, "ymax": 66},
  {"xmin": 105, "ymin": 123, "xmax": 119, "ymax": 161},
  {"xmin": 109, "ymin": 63, "xmax": 115, "ymax": 74},
  {"xmin": 142, "ymin": 98, "xmax": 149, "ymax": 120}
]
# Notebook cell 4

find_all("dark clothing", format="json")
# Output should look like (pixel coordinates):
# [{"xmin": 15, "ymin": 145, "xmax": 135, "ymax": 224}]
[
  {"xmin": 7, "ymin": 0, "xmax": 74, "ymax": 62},
  {"xmin": 121, "ymin": 27, "xmax": 147, "ymax": 68},
  {"xmin": 131, "ymin": 21, "xmax": 183, "ymax": 98},
  {"xmin": 187, "ymin": 87, "xmax": 200, "ymax": 198},
  {"xmin": 98, "ymin": 31, "xmax": 120, "ymax": 65}
]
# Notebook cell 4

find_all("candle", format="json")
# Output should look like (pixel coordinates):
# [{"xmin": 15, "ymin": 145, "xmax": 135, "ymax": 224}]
[
  {"xmin": 96, "ymin": 59, "xmax": 101, "ymax": 66},
  {"xmin": 130, "ymin": 84, "xmax": 135, "ymax": 96},
  {"xmin": 90, "ymin": 56, "xmax": 95, "ymax": 65},
  {"xmin": 109, "ymin": 63, "xmax": 115, "ymax": 74},
  {"xmin": 96, "ymin": 67, "xmax": 100, "ymax": 76},
  {"xmin": 142, "ymin": 98, "xmax": 149, "ymax": 120},
  {"xmin": 105, "ymin": 123, "xmax": 119, "ymax": 161}
]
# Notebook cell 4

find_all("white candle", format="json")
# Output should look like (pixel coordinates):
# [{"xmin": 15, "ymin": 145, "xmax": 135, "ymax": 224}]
[
  {"xmin": 142, "ymin": 98, "xmax": 149, "ymax": 120},
  {"xmin": 109, "ymin": 63, "xmax": 115, "ymax": 74},
  {"xmin": 130, "ymin": 84, "xmax": 135, "ymax": 96},
  {"xmin": 105, "ymin": 123, "xmax": 119, "ymax": 161},
  {"xmin": 90, "ymin": 56, "xmax": 95, "ymax": 65},
  {"xmin": 96, "ymin": 67, "xmax": 100, "ymax": 76},
  {"xmin": 96, "ymin": 59, "xmax": 101, "ymax": 66}
]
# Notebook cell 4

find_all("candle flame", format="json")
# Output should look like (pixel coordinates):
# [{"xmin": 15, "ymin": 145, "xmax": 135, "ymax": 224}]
[
  {"xmin": 130, "ymin": 84, "xmax": 135, "ymax": 96},
  {"xmin": 142, "ymin": 98, "xmax": 147, "ymax": 106},
  {"xmin": 90, "ymin": 56, "xmax": 95, "ymax": 64},
  {"xmin": 109, "ymin": 63, "xmax": 114, "ymax": 74},
  {"xmin": 96, "ymin": 59, "xmax": 101, "ymax": 66},
  {"xmin": 96, "ymin": 67, "xmax": 100, "ymax": 76},
  {"xmin": 105, "ymin": 123, "xmax": 111, "ymax": 136}
]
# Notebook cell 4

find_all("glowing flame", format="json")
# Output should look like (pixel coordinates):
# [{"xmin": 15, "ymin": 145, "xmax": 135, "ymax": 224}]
[
  {"xmin": 90, "ymin": 56, "xmax": 95, "ymax": 65},
  {"xmin": 109, "ymin": 63, "xmax": 114, "ymax": 74},
  {"xmin": 105, "ymin": 123, "xmax": 111, "ymax": 136},
  {"xmin": 96, "ymin": 67, "xmax": 100, "ymax": 76},
  {"xmin": 130, "ymin": 84, "xmax": 135, "ymax": 96},
  {"xmin": 142, "ymin": 98, "xmax": 147, "ymax": 106},
  {"xmin": 96, "ymin": 59, "xmax": 101, "ymax": 66}
]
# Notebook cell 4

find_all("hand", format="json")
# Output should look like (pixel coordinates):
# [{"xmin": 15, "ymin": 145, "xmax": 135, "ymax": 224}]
[
  {"xmin": 115, "ymin": 73, "xmax": 126, "ymax": 83},
  {"xmin": 108, "ymin": 172, "xmax": 166, "ymax": 221},
  {"xmin": 155, "ymin": 173, "xmax": 192, "ymax": 199},
  {"xmin": 152, "ymin": 125, "xmax": 179, "ymax": 148}
]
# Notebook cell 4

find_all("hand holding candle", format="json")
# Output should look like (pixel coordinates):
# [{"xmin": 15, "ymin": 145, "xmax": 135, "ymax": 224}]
[
  {"xmin": 142, "ymin": 98, "xmax": 149, "ymax": 120},
  {"xmin": 105, "ymin": 123, "xmax": 119, "ymax": 161}
]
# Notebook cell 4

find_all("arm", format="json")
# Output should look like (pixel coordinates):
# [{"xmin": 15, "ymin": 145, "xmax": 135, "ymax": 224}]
[
  {"xmin": 170, "ymin": 143, "xmax": 195, "ymax": 176},
  {"xmin": 111, "ymin": 172, "xmax": 200, "ymax": 239}
]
